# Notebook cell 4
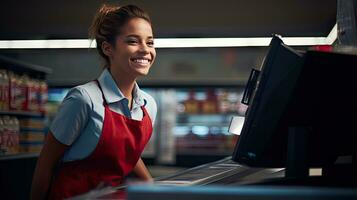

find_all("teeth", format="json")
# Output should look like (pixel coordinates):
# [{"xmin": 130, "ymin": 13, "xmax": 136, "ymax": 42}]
[{"xmin": 133, "ymin": 59, "xmax": 149, "ymax": 64}]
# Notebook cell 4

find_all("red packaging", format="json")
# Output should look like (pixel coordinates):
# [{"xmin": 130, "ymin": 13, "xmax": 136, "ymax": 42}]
[
  {"xmin": 21, "ymin": 75, "xmax": 30, "ymax": 111},
  {"xmin": 39, "ymin": 80, "xmax": 48, "ymax": 114},
  {"xmin": 28, "ymin": 79, "xmax": 37, "ymax": 112},
  {"xmin": 9, "ymin": 72, "xmax": 18, "ymax": 111}
]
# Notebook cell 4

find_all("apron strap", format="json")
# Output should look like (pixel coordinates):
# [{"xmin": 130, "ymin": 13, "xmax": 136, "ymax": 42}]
[{"xmin": 95, "ymin": 79, "xmax": 108, "ymax": 106}]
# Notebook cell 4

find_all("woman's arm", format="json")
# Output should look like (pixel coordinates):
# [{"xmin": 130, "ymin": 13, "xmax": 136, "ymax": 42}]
[
  {"xmin": 132, "ymin": 157, "xmax": 153, "ymax": 182},
  {"xmin": 30, "ymin": 132, "xmax": 68, "ymax": 200}
]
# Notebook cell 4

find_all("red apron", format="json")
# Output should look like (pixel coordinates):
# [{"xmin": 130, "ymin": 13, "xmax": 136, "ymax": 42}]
[{"xmin": 48, "ymin": 80, "xmax": 153, "ymax": 199}]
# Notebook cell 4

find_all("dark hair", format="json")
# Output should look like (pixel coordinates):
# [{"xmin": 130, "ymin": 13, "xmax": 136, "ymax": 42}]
[{"xmin": 89, "ymin": 4, "xmax": 152, "ymax": 66}]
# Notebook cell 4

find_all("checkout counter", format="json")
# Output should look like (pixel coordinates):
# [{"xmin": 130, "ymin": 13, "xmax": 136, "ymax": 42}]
[{"xmin": 71, "ymin": 156, "xmax": 357, "ymax": 200}]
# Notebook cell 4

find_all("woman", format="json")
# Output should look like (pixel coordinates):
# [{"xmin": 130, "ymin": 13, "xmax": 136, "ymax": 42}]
[{"xmin": 30, "ymin": 4, "xmax": 157, "ymax": 199}]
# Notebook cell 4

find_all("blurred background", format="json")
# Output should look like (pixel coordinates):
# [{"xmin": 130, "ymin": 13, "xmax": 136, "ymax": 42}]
[{"xmin": 0, "ymin": 0, "xmax": 339, "ymax": 199}]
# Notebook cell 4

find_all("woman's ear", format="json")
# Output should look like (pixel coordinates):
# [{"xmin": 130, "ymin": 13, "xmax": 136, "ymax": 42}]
[{"xmin": 102, "ymin": 41, "xmax": 113, "ymax": 58}]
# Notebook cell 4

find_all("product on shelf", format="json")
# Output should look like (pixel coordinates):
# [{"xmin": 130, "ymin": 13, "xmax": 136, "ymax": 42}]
[
  {"xmin": 0, "ymin": 70, "xmax": 10, "ymax": 111},
  {"xmin": 227, "ymin": 91, "xmax": 240, "ymax": 113},
  {"xmin": 27, "ymin": 78, "xmax": 35, "ymax": 111},
  {"xmin": 0, "ymin": 115, "xmax": 46, "ymax": 155},
  {"xmin": 19, "ymin": 117, "xmax": 45, "ymax": 153},
  {"xmin": 28, "ymin": 78, "xmax": 40, "ymax": 112},
  {"xmin": 217, "ymin": 89, "xmax": 242, "ymax": 114},
  {"xmin": 10, "ymin": 116, "xmax": 20, "ymax": 153},
  {"xmin": 0, "ymin": 117, "xmax": 5, "ymax": 153},
  {"xmin": 184, "ymin": 90, "xmax": 199, "ymax": 114},
  {"xmin": 9, "ymin": 72, "xmax": 20, "ymax": 111},
  {"xmin": 201, "ymin": 89, "xmax": 218, "ymax": 114},
  {"xmin": 20, "ymin": 75, "xmax": 30, "ymax": 111},
  {"xmin": 19, "ymin": 117, "xmax": 45, "ymax": 130},
  {"xmin": 0, "ymin": 69, "xmax": 48, "ymax": 114},
  {"xmin": 217, "ymin": 90, "xmax": 230, "ymax": 113},
  {"xmin": 0, "ymin": 116, "xmax": 20, "ymax": 154},
  {"xmin": 39, "ymin": 80, "xmax": 48, "ymax": 114}
]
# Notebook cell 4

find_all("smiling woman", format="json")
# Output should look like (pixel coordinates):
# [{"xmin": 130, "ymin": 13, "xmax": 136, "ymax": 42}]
[{"xmin": 30, "ymin": 4, "xmax": 157, "ymax": 200}]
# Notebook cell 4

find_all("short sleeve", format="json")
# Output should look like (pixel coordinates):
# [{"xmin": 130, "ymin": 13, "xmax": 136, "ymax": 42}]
[{"xmin": 50, "ymin": 87, "xmax": 92, "ymax": 146}]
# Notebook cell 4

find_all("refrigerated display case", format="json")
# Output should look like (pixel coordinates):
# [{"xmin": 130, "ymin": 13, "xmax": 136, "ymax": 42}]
[{"xmin": 165, "ymin": 88, "xmax": 245, "ymax": 162}]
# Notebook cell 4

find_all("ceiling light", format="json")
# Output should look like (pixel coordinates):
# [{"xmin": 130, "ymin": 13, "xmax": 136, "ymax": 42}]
[{"xmin": 0, "ymin": 24, "xmax": 337, "ymax": 49}]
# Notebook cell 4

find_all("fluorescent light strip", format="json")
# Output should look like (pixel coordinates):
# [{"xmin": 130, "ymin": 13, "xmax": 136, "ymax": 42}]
[
  {"xmin": 0, "ymin": 39, "xmax": 93, "ymax": 49},
  {"xmin": 0, "ymin": 24, "xmax": 337, "ymax": 49},
  {"xmin": 155, "ymin": 38, "xmax": 272, "ymax": 48}
]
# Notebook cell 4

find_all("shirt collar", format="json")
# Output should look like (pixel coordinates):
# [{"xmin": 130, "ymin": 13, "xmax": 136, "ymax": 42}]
[{"xmin": 97, "ymin": 68, "xmax": 145, "ymax": 107}]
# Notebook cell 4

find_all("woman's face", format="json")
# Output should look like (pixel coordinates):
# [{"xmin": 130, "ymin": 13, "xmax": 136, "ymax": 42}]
[{"xmin": 110, "ymin": 18, "xmax": 156, "ymax": 78}]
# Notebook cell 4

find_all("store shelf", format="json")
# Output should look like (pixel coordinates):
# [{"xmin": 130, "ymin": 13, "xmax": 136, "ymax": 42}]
[
  {"xmin": 0, "ymin": 56, "xmax": 49, "ymax": 163},
  {"xmin": 0, "ymin": 110, "xmax": 44, "ymax": 117},
  {"xmin": 0, "ymin": 152, "xmax": 39, "ymax": 161},
  {"xmin": 176, "ymin": 114, "xmax": 233, "ymax": 125}
]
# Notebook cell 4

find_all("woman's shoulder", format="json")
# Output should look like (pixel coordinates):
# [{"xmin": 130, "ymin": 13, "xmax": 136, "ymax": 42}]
[{"xmin": 64, "ymin": 81, "xmax": 102, "ymax": 108}]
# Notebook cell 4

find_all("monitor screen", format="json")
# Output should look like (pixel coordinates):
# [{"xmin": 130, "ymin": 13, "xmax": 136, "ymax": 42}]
[{"xmin": 232, "ymin": 35, "xmax": 357, "ymax": 168}]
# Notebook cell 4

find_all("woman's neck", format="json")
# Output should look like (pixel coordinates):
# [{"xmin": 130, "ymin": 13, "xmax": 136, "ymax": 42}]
[{"xmin": 108, "ymin": 67, "xmax": 136, "ymax": 99}]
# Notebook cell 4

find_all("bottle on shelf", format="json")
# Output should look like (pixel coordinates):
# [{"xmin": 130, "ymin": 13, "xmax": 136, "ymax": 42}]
[
  {"xmin": 0, "ymin": 116, "xmax": 11, "ymax": 154},
  {"xmin": 39, "ymin": 80, "xmax": 48, "ymax": 114},
  {"xmin": 184, "ymin": 90, "xmax": 199, "ymax": 114},
  {"xmin": 0, "ymin": 70, "xmax": 9, "ymax": 111},
  {"xmin": 8, "ymin": 72, "xmax": 29, "ymax": 112},
  {"xmin": 227, "ymin": 91, "xmax": 239, "ymax": 113},
  {"xmin": 0, "ymin": 117, "xmax": 4, "ymax": 153},
  {"xmin": 20, "ymin": 74, "xmax": 30, "ymax": 111},
  {"xmin": 0, "ymin": 116, "xmax": 21, "ymax": 155},
  {"xmin": 201, "ymin": 89, "xmax": 218, "ymax": 114},
  {"xmin": 218, "ymin": 90, "xmax": 230, "ymax": 114},
  {"xmin": 10, "ymin": 116, "xmax": 20, "ymax": 153},
  {"xmin": 28, "ymin": 78, "xmax": 39, "ymax": 112},
  {"xmin": 9, "ymin": 72, "xmax": 18, "ymax": 111}
]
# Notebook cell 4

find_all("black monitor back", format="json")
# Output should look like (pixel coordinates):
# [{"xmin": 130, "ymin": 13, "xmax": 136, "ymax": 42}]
[{"xmin": 232, "ymin": 36, "xmax": 357, "ymax": 168}]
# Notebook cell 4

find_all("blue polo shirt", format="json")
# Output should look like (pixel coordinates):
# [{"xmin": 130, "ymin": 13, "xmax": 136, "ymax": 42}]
[{"xmin": 50, "ymin": 68, "xmax": 157, "ymax": 162}]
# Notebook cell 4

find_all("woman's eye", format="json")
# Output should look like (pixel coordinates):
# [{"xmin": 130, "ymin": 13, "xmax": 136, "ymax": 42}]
[
  {"xmin": 147, "ymin": 41, "xmax": 154, "ymax": 47},
  {"xmin": 127, "ymin": 40, "xmax": 138, "ymax": 44}
]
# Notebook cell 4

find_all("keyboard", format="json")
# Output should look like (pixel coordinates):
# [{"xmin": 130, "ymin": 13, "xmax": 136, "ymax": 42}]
[{"xmin": 153, "ymin": 156, "xmax": 277, "ymax": 186}]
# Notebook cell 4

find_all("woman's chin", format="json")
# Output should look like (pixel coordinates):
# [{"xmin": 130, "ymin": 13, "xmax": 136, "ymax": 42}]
[
  {"xmin": 133, "ymin": 69, "xmax": 150, "ymax": 77},
  {"xmin": 133, "ymin": 66, "xmax": 150, "ymax": 75}
]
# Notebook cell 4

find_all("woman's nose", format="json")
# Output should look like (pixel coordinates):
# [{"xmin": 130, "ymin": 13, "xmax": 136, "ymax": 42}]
[{"xmin": 139, "ymin": 43, "xmax": 150, "ymax": 53}]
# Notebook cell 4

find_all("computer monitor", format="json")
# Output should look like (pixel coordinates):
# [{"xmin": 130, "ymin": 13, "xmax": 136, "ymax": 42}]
[{"xmin": 232, "ymin": 35, "xmax": 357, "ymax": 170}]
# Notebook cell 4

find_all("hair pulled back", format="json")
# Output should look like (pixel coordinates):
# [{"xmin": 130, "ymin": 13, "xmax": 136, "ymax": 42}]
[{"xmin": 89, "ymin": 4, "xmax": 151, "ymax": 66}]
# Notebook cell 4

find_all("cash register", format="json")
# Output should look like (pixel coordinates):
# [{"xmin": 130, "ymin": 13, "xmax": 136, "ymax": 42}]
[{"xmin": 73, "ymin": 35, "xmax": 357, "ymax": 199}]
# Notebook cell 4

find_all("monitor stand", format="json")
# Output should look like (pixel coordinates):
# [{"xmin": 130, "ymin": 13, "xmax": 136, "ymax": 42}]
[
  {"xmin": 265, "ymin": 126, "xmax": 357, "ymax": 187},
  {"xmin": 285, "ymin": 126, "xmax": 309, "ymax": 179}
]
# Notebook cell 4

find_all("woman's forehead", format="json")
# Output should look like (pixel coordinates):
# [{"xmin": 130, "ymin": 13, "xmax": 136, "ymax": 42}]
[{"xmin": 119, "ymin": 18, "xmax": 153, "ymax": 38}]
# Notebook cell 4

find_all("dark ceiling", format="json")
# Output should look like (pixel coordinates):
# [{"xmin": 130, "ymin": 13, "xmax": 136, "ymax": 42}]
[{"xmin": 0, "ymin": 0, "xmax": 336, "ymax": 39}]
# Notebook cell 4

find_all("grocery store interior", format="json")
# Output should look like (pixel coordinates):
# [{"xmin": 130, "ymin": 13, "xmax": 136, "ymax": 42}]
[{"xmin": 1, "ymin": 0, "xmax": 357, "ymax": 199}]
